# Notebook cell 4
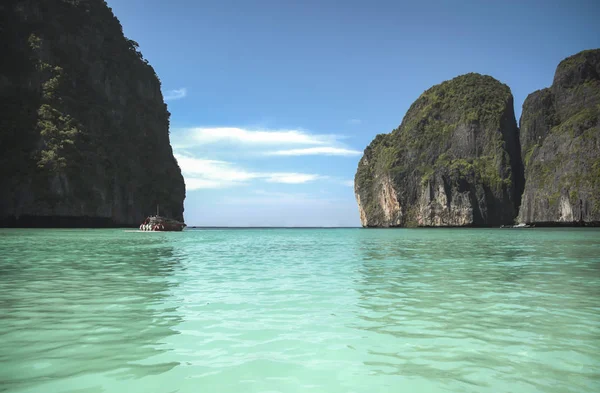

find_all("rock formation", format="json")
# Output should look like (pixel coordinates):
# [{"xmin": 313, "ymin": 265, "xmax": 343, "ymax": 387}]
[
  {"xmin": 354, "ymin": 73, "xmax": 524, "ymax": 227},
  {"xmin": 0, "ymin": 0, "xmax": 185, "ymax": 227},
  {"xmin": 518, "ymin": 49, "xmax": 600, "ymax": 225}
]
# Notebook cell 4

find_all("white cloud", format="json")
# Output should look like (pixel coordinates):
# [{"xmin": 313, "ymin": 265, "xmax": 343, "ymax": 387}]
[
  {"xmin": 172, "ymin": 127, "xmax": 336, "ymax": 148},
  {"xmin": 266, "ymin": 147, "xmax": 362, "ymax": 156},
  {"xmin": 184, "ymin": 178, "xmax": 233, "ymax": 190},
  {"xmin": 341, "ymin": 180, "xmax": 355, "ymax": 187},
  {"xmin": 347, "ymin": 119, "xmax": 361, "ymax": 125},
  {"xmin": 264, "ymin": 173, "xmax": 323, "ymax": 184},
  {"xmin": 164, "ymin": 88, "xmax": 187, "ymax": 101},
  {"xmin": 171, "ymin": 126, "xmax": 362, "ymax": 189},
  {"xmin": 171, "ymin": 127, "xmax": 363, "ymax": 157},
  {"xmin": 175, "ymin": 155, "xmax": 255, "ymax": 182},
  {"xmin": 175, "ymin": 153, "xmax": 323, "ymax": 190}
]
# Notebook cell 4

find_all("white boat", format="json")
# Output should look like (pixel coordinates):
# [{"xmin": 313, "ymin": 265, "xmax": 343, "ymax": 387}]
[{"xmin": 514, "ymin": 223, "xmax": 531, "ymax": 228}]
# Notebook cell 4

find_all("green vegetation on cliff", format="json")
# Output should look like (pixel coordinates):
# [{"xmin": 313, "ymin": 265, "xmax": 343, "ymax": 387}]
[
  {"xmin": 0, "ymin": 0, "xmax": 185, "ymax": 226},
  {"xmin": 355, "ymin": 73, "xmax": 523, "ymax": 227},
  {"xmin": 400, "ymin": 73, "xmax": 512, "ymax": 130},
  {"xmin": 356, "ymin": 49, "xmax": 600, "ymax": 227},
  {"xmin": 518, "ymin": 49, "xmax": 600, "ymax": 223}
]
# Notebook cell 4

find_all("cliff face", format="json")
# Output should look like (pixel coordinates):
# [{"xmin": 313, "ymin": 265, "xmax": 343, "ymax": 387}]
[
  {"xmin": 354, "ymin": 74, "xmax": 524, "ymax": 227},
  {"xmin": 0, "ymin": 0, "xmax": 185, "ymax": 226},
  {"xmin": 518, "ymin": 49, "xmax": 600, "ymax": 224}
]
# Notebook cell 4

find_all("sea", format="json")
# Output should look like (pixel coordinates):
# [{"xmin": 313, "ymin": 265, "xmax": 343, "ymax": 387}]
[{"xmin": 1, "ymin": 228, "xmax": 599, "ymax": 393}]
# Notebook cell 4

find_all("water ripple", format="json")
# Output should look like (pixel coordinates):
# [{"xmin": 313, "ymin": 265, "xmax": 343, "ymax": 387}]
[{"xmin": 0, "ymin": 228, "xmax": 599, "ymax": 393}]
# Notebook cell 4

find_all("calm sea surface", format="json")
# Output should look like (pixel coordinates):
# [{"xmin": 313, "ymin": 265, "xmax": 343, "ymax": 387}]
[{"xmin": 1, "ymin": 228, "xmax": 599, "ymax": 393}]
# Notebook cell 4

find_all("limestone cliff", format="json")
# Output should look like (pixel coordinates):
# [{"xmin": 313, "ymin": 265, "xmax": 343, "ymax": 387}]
[
  {"xmin": 518, "ymin": 49, "xmax": 600, "ymax": 224},
  {"xmin": 0, "ymin": 0, "xmax": 185, "ymax": 227},
  {"xmin": 354, "ymin": 74, "xmax": 524, "ymax": 227}
]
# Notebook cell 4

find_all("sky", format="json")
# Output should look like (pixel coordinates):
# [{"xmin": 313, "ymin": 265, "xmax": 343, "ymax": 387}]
[{"xmin": 106, "ymin": 0, "xmax": 600, "ymax": 227}]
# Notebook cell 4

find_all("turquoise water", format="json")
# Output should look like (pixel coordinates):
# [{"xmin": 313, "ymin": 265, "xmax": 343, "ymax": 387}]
[{"xmin": 1, "ymin": 228, "xmax": 599, "ymax": 393}]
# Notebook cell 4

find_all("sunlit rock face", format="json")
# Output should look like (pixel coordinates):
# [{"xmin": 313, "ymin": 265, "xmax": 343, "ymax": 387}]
[
  {"xmin": 518, "ymin": 49, "xmax": 600, "ymax": 225},
  {"xmin": 354, "ymin": 73, "xmax": 523, "ymax": 227}
]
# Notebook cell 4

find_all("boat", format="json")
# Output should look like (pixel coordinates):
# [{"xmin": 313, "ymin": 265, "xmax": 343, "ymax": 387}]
[
  {"xmin": 514, "ymin": 223, "xmax": 532, "ymax": 228},
  {"xmin": 139, "ymin": 205, "xmax": 186, "ymax": 231},
  {"xmin": 500, "ymin": 223, "xmax": 534, "ymax": 228}
]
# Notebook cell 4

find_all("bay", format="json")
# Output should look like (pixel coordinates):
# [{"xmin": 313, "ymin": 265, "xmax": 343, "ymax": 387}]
[{"xmin": 1, "ymin": 228, "xmax": 599, "ymax": 393}]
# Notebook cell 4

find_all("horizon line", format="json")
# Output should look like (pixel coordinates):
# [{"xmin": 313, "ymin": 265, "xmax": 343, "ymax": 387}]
[{"xmin": 186, "ymin": 226, "xmax": 361, "ymax": 229}]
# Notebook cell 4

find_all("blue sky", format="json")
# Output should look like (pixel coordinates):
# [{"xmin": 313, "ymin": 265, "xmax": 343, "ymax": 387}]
[{"xmin": 106, "ymin": 0, "xmax": 599, "ymax": 227}]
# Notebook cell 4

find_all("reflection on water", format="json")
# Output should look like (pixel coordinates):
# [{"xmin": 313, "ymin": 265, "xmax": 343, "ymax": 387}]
[
  {"xmin": 0, "ymin": 228, "xmax": 599, "ymax": 393},
  {"xmin": 0, "ymin": 230, "xmax": 183, "ymax": 392}
]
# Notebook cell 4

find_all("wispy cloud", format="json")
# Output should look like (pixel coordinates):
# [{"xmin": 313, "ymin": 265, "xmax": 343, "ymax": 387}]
[
  {"xmin": 264, "ymin": 173, "xmax": 323, "ymax": 184},
  {"xmin": 175, "ymin": 153, "xmax": 323, "ymax": 190},
  {"xmin": 164, "ymin": 88, "xmax": 187, "ymax": 101},
  {"xmin": 341, "ymin": 180, "xmax": 355, "ymax": 187},
  {"xmin": 266, "ymin": 147, "xmax": 362, "ymax": 156},
  {"xmin": 172, "ymin": 127, "xmax": 336, "ymax": 148},
  {"xmin": 171, "ymin": 126, "xmax": 362, "ymax": 157},
  {"xmin": 172, "ymin": 126, "xmax": 361, "ymax": 190},
  {"xmin": 347, "ymin": 119, "xmax": 361, "ymax": 125}
]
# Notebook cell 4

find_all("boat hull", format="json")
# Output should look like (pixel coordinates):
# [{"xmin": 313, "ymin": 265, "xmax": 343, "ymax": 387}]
[{"xmin": 139, "ymin": 216, "xmax": 186, "ymax": 232}]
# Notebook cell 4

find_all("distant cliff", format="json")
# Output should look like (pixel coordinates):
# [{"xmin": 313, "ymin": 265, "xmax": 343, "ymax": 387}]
[
  {"xmin": 518, "ymin": 49, "xmax": 600, "ymax": 224},
  {"xmin": 0, "ymin": 0, "xmax": 185, "ymax": 227},
  {"xmin": 354, "ymin": 74, "xmax": 524, "ymax": 227}
]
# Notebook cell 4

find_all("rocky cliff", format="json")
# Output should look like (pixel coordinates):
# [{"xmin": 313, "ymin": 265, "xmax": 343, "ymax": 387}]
[
  {"xmin": 354, "ymin": 73, "xmax": 524, "ymax": 227},
  {"xmin": 0, "ymin": 0, "xmax": 185, "ymax": 227},
  {"xmin": 518, "ymin": 49, "xmax": 600, "ymax": 224}
]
